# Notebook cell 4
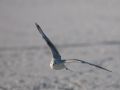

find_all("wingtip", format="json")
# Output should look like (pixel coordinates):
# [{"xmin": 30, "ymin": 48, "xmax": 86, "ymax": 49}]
[
  {"xmin": 35, "ymin": 22, "xmax": 40, "ymax": 28},
  {"xmin": 108, "ymin": 70, "xmax": 112, "ymax": 72}
]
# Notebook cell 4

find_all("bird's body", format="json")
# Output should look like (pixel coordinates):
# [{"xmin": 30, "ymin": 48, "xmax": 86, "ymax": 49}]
[
  {"xmin": 50, "ymin": 59, "xmax": 66, "ymax": 70},
  {"xmin": 35, "ymin": 23, "xmax": 112, "ymax": 72}
]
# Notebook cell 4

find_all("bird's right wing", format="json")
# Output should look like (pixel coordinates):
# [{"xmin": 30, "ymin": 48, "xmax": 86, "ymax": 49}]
[
  {"xmin": 35, "ymin": 23, "xmax": 61, "ymax": 59},
  {"xmin": 65, "ymin": 59, "xmax": 112, "ymax": 72}
]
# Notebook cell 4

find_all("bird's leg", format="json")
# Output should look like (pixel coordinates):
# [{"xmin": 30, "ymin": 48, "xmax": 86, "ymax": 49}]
[{"xmin": 65, "ymin": 67, "xmax": 73, "ymax": 72}]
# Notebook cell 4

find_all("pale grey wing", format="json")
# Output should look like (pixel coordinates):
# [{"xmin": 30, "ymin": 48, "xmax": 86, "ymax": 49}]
[
  {"xmin": 65, "ymin": 59, "xmax": 112, "ymax": 72},
  {"xmin": 35, "ymin": 23, "xmax": 61, "ymax": 59}
]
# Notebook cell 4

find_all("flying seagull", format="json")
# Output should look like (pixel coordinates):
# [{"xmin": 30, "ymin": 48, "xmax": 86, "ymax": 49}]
[{"xmin": 35, "ymin": 23, "xmax": 112, "ymax": 72}]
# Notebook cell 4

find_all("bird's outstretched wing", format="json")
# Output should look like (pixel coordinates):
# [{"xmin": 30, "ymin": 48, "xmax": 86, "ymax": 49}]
[
  {"xmin": 35, "ymin": 23, "xmax": 61, "ymax": 59},
  {"xmin": 65, "ymin": 59, "xmax": 112, "ymax": 72}
]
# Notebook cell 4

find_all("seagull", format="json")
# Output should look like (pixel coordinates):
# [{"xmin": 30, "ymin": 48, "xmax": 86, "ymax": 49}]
[{"xmin": 35, "ymin": 23, "xmax": 112, "ymax": 72}]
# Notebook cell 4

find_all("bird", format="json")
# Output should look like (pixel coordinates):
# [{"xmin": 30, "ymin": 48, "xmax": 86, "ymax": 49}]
[{"xmin": 35, "ymin": 23, "xmax": 112, "ymax": 72}]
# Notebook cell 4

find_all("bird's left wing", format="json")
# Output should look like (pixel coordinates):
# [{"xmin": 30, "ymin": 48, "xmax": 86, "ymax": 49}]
[{"xmin": 65, "ymin": 59, "xmax": 112, "ymax": 72}]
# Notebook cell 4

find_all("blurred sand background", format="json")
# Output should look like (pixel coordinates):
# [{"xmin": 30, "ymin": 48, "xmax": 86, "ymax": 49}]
[{"xmin": 0, "ymin": 0, "xmax": 120, "ymax": 90}]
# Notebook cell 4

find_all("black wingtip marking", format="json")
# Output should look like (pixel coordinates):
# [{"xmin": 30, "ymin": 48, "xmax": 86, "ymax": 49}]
[
  {"xmin": 35, "ymin": 22, "xmax": 40, "ymax": 29},
  {"xmin": 94, "ymin": 65, "xmax": 112, "ymax": 72},
  {"xmin": 35, "ymin": 23, "xmax": 44, "ymax": 35}
]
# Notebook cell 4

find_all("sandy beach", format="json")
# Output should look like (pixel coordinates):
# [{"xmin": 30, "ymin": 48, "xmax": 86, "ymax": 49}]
[{"xmin": 0, "ymin": 0, "xmax": 120, "ymax": 90}]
